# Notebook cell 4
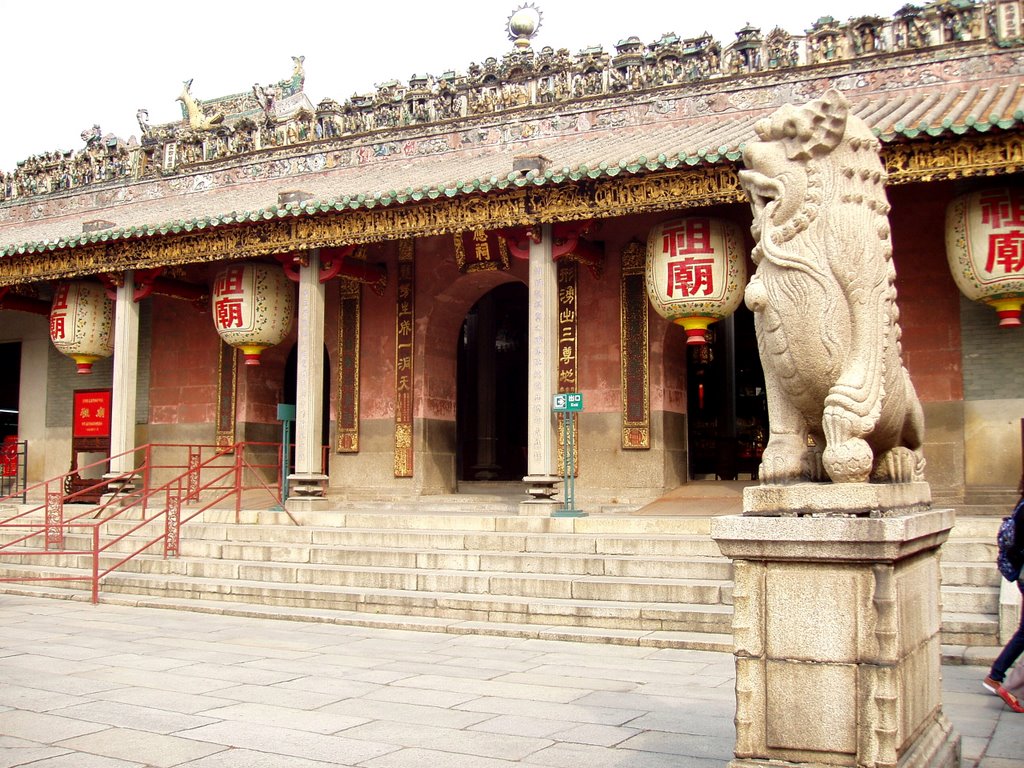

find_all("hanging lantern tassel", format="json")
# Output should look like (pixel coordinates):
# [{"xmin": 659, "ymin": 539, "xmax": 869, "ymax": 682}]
[{"xmin": 988, "ymin": 297, "xmax": 1023, "ymax": 327}]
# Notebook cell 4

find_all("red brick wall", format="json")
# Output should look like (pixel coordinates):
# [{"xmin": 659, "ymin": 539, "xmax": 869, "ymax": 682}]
[
  {"xmin": 889, "ymin": 183, "xmax": 963, "ymax": 402},
  {"xmin": 148, "ymin": 296, "xmax": 220, "ymax": 424}
]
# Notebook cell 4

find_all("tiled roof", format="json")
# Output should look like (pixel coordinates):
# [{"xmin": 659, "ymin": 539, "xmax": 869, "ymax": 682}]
[{"xmin": 1, "ymin": 78, "xmax": 1022, "ymax": 258}]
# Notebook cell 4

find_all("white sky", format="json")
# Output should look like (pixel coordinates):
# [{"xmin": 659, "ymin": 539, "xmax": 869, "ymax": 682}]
[{"xmin": 1, "ymin": 0, "xmax": 894, "ymax": 171}]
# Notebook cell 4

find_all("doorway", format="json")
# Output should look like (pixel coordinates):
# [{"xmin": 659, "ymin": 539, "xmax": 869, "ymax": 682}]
[
  {"xmin": 283, "ymin": 344, "xmax": 332, "ymax": 451},
  {"xmin": 0, "ymin": 342, "xmax": 19, "ymax": 438},
  {"xmin": 686, "ymin": 305, "xmax": 767, "ymax": 480},
  {"xmin": 456, "ymin": 283, "xmax": 528, "ymax": 481}
]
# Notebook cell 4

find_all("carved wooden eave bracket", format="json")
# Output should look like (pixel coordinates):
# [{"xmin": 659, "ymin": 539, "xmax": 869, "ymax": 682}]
[{"xmin": 0, "ymin": 129, "xmax": 1021, "ymax": 287}]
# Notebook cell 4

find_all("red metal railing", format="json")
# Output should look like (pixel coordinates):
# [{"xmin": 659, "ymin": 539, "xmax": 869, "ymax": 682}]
[{"xmin": 0, "ymin": 441, "xmax": 293, "ymax": 602}]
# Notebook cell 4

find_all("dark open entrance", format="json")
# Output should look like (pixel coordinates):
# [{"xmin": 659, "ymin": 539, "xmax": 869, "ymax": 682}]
[
  {"xmin": 687, "ymin": 305, "xmax": 767, "ymax": 480},
  {"xmin": 0, "ymin": 342, "xmax": 20, "ymax": 438},
  {"xmin": 283, "ymin": 344, "xmax": 332, "ymax": 449},
  {"xmin": 456, "ymin": 283, "xmax": 528, "ymax": 481}
]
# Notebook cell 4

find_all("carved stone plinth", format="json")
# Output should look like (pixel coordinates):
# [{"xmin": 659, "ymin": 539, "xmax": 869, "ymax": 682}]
[
  {"xmin": 711, "ymin": 489, "xmax": 960, "ymax": 768},
  {"xmin": 519, "ymin": 474, "xmax": 563, "ymax": 516},
  {"xmin": 286, "ymin": 472, "xmax": 329, "ymax": 503}
]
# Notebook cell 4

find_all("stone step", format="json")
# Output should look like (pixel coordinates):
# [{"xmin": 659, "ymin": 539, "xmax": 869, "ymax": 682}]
[
  {"xmin": 941, "ymin": 612, "xmax": 1000, "ymax": 646},
  {"xmin": 0, "ymin": 548, "xmax": 734, "ymax": 603},
  {"xmin": 0, "ymin": 580, "xmax": 736, "ymax": 651},
  {"xmin": 939, "ymin": 539, "xmax": 997, "ymax": 562},
  {"xmin": 0, "ymin": 561, "xmax": 735, "ymax": 634},
  {"xmin": 941, "ymin": 585, "xmax": 1000, "ymax": 614},
  {"xmin": 942, "ymin": 517, "xmax": 1002, "ymax": 538},
  {"xmin": 940, "ymin": 562, "xmax": 1001, "ymax": 588}
]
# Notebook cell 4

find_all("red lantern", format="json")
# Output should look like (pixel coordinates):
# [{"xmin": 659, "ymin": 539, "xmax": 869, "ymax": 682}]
[
  {"xmin": 946, "ymin": 187, "xmax": 1024, "ymax": 327},
  {"xmin": 211, "ymin": 264, "xmax": 295, "ymax": 365},
  {"xmin": 645, "ymin": 217, "xmax": 747, "ymax": 344},
  {"xmin": 49, "ymin": 281, "xmax": 114, "ymax": 374}
]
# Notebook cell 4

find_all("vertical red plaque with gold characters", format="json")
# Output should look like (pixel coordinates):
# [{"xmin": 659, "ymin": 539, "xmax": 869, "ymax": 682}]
[
  {"xmin": 556, "ymin": 260, "xmax": 579, "ymax": 474},
  {"xmin": 337, "ymin": 279, "xmax": 361, "ymax": 453},
  {"xmin": 620, "ymin": 242, "xmax": 650, "ymax": 449},
  {"xmin": 395, "ymin": 240, "xmax": 415, "ymax": 477}
]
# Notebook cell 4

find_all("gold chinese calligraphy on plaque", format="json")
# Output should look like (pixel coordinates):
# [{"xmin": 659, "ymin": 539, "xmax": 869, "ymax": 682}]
[
  {"xmin": 395, "ymin": 240, "xmax": 415, "ymax": 477},
  {"xmin": 336, "ymin": 279, "xmax": 361, "ymax": 452},
  {"xmin": 214, "ymin": 341, "xmax": 237, "ymax": 450},
  {"xmin": 620, "ymin": 242, "xmax": 650, "ymax": 449},
  {"xmin": 556, "ymin": 260, "xmax": 579, "ymax": 474}
]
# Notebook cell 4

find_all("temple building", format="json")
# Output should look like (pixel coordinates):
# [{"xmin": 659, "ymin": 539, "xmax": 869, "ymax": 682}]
[{"xmin": 1, "ymin": 0, "xmax": 1023, "ymax": 513}]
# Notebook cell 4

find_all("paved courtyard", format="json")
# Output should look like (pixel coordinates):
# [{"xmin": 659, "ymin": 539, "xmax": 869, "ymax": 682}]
[{"xmin": 0, "ymin": 594, "xmax": 1019, "ymax": 767}]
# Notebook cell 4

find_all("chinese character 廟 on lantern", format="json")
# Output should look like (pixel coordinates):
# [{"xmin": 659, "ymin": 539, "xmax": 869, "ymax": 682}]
[
  {"xmin": 644, "ymin": 217, "xmax": 747, "ymax": 344},
  {"xmin": 49, "ymin": 281, "xmax": 114, "ymax": 374},
  {"xmin": 946, "ymin": 187, "xmax": 1024, "ymax": 327},
  {"xmin": 210, "ymin": 264, "xmax": 295, "ymax": 365}
]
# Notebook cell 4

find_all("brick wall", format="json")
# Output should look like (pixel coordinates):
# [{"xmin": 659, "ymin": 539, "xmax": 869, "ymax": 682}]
[
  {"xmin": 890, "ymin": 184, "xmax": 963, "ymax": 403},
  {"xmin": 45, "ymin": 302, "xmax": 151, "ymax": 427},
  {"xmin": 960, "ymin": 295, "xmax": 1024, "ymax": 401}
]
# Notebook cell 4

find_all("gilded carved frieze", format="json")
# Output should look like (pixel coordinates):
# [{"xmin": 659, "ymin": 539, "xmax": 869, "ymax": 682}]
[{"xmin": 1, "ymin": 133, "xmax": 1021, "ymax": 287}]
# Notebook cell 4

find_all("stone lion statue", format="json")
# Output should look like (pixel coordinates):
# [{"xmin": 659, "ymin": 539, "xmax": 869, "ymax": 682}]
[{"xmin": 739, "ymin": 89, "xmax": 925, "ymax": 484}]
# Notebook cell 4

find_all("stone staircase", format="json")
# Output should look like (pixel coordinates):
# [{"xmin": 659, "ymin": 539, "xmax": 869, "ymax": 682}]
[
  {"xmin": 0, "ymin": 495, "xmax": 1010, "ymax": 658},
  {"xmin": 0, "ymin": 503, "xmax": 735, "ymax": 650}
]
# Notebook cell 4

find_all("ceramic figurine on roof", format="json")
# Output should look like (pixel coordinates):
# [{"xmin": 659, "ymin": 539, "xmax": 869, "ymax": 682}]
[
  {"xmin": 739, "ymin": 89, "xmax": 926, "ymax": 485},
  {"xmin": 178, "ymin": 79, "xmax": 225, "ymax": 131}
]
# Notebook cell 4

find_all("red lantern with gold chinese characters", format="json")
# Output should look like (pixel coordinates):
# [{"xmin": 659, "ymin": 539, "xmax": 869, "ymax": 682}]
[
  {"xmin": 49, "ymin": 281, "xmax": 114, "ymax": 374},
  {"xmin": 645, "ymin": 217, "xmax": 747, "ymax": 344},
  {"xmin": 946, "ymin": 187, "xmax": 1024, "ymax": 327},
  {"xmin": 211, "ymin": 264, "xmax": 295, "ymax": 365}
]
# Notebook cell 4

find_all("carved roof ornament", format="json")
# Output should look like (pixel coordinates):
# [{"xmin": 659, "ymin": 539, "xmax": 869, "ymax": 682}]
[{"xmin": 507, "ymin": 3, "xmax": 542, "ymax": 50}]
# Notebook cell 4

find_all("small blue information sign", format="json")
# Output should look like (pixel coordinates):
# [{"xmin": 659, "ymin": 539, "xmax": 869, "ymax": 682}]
[{"xmin": 552, "ymin": 393, "xmax": 583, "ymax": 412}]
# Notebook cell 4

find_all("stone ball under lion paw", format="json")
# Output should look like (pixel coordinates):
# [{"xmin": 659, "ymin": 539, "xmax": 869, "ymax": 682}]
[{"xmin": 823, "ymin": 438, "xmax": 873, "ymax": 483}]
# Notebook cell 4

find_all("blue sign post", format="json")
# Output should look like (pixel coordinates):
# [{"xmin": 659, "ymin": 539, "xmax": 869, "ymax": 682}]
[
  {"xmin": 272, "ymin": 403, "xmax": 296, "ymax": 510},
  {"xmin": 552, "ymin": 393, "xmax": 586, "ymax": 517}
]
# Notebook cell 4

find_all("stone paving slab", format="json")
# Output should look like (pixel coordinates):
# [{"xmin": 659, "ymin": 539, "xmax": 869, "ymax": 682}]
[{"xmin": 0, "ymin": 593, "xmax": 1019, "ymax": 768}]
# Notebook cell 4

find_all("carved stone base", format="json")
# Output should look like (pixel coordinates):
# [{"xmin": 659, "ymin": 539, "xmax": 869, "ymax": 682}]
[
  {"xmin": 711, "ymin": 495, "xmax": 960, "ymax": 768},
  {"xmin": 286, "ymin": 473, "xmax": 329, "ymax": 499},
  {"xmin": 521, "ymin": 474, "xmax": 565, "ymax": 517}
]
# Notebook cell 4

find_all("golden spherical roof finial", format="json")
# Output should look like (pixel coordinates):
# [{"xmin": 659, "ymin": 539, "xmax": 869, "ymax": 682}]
[{"xmin": 507, "ymin": 4, "xmax": 543, "ymax": 50}]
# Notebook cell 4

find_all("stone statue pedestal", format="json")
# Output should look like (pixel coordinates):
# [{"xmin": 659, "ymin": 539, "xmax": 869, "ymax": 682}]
[{"xmin": 711, "ymin": 484, "xmax": 960, "ymax": 768}]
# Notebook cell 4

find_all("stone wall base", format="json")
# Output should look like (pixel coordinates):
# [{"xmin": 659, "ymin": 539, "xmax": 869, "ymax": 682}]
[{"xmin": 727, "ymin": 716, "xmax": 959, "ymax": 768}]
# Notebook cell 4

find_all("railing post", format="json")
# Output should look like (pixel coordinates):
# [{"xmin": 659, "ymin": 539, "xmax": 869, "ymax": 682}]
[
  {"xmin": 235, "ymin": 445, "xmax": 244, "ymax": 524},
  {"xmin": 187, "ymin": 445, "xmax": 201, "ymax": 502},
  {"xmin": 45, "ymin": 489, "xmax": 64, "ymax": 550},
  {"xmin": 165, "ymin": 485, "xmax": 180, "ymax": 559},
  {"xmin": 91, "ymin": 524, "xmax": 100, "ymax": 604}
]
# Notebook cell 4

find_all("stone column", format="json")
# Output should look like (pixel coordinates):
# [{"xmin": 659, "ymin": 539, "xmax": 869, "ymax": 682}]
[
  {"xmin": 287, "ymin": 249, "xmax": 329, "ymax": 507},
  {"xmin": 107, "ymin": 271, "xmax": 139, "ymax": 481},
  {"xmin": 521, "ymin": 224, "xmax": 561, "ymax": 514},
  {"xmin": 711, "ymin": 484, "xmax": 960, "ymax": 768}
]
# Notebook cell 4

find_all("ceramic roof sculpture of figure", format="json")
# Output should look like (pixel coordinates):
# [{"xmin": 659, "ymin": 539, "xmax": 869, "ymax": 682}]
[{"xmin": 739, "ymin": 88, "xmax": 926, "ymax": 485}]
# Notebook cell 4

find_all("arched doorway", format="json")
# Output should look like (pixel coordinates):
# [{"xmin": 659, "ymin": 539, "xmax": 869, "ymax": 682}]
[{"xmin": 456, "ymin": 283, "xmax": 528, "ymax": 481}]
